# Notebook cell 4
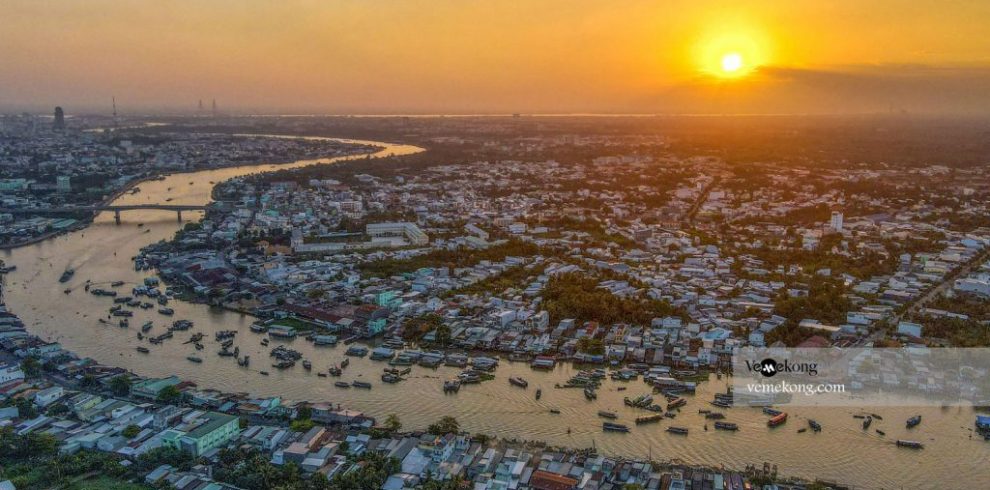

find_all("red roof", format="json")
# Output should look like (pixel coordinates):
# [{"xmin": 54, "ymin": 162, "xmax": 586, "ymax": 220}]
[{"xmin": 530, "ymin": 470, "xmax": 579, "ymax": 490}]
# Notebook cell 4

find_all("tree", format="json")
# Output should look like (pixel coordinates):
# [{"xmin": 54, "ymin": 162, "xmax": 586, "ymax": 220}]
[
  {"xmin": 295, "ymin": 404, "xmax": 312, "ymax": 421},
  {"xmin": 434, "ymin": 324, "xmax": 452, "ymax": 347},
  {"xmin": 289, "ymin": 419, "xmax": 315, "ymax": 432},
  {"xmin": 122, "ymin": 424, "xmax": 141, "ymax": 438},
  {"xmin": 21, "ymin": 357, "xmax": 41, "ymax": 377},
  {"xmin": 157, "ymin": 385, "xmax": 182, "ymax": 404},
  {"xmin": 109, "ymin": 375, "xmax": 132, "ymax": 397},
  {"xmin": 427, "ymin": 416, "xmax": 459, "ymax": 435},
  {"xmin": 384, "ymin": 414, "xmax": 402, "ymax": 433}
]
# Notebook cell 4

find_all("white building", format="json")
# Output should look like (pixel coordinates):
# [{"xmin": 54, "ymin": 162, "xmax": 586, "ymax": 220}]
[{"xmin": 829, "ymin": 211, "xmax": 844, "ymax": 232}]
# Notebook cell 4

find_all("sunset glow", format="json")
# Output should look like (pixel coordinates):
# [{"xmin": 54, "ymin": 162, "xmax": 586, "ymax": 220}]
[{"xmin": 1, "ymin": 1, "xmax": 989, "ymax": 114}]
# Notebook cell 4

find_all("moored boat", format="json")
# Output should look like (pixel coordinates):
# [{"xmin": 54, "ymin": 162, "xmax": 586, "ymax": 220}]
[
  {"xmin": 714, "ymin": 422, "xmax": 738, "ymax": 431},
  {"xmin": 136, "ymin": 346, "xmax": 150, "ymax": 354},
  {"xmin": 597, "ymin": 410, "xmax": 618, "ymax": 419},
  {"xmin": 509, "ymin": 376, "xmax": 528, "ymax": 388},
  {"xmin": 906, "ymin": 415, "xmax": 921, "ymax": 428},
  {"xmin": 635, "ymin": 414, "xmax": 663, "ymax": 424},
  {"xmin": 186, "ymin": 355, "xmax": 202, "ymax": 363},
  {"xmin": 896, "ymin": 439, "xmax": 923, "ymax": 449},
  {"xmin": 666, "ymin": 426, "xmax": 689, "ymax": 435},
  {"xmin": 602, "ymin": 422, "xmax": 630, "ymax": 433},
  {"xmin": 809, "ymin": 420, "xmax": 822, "ymax": 432}
]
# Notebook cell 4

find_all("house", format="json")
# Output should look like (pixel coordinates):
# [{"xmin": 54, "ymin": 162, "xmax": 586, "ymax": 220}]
[{"xmin": 165, "ymin": 412, "xmax": 240, "ymax": 456}]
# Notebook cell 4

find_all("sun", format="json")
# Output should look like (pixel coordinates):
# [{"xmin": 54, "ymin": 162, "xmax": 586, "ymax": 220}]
[{"xmin": 721, "ymin": 53, "xmax": 743, "ymax": 73}]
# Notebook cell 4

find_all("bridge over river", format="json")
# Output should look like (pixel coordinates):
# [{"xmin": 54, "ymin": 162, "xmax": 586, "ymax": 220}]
[{"xmin": 0, "ymin": 204, "xmax": 207, "ymax": 224}]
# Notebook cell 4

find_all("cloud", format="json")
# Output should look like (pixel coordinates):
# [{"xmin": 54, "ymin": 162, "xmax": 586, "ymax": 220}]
[{"xmin": 648, "ymin": 64, "xmax": 990, "ymax": 115}]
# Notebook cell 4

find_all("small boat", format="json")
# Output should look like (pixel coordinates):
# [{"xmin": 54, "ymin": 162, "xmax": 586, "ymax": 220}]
[
  {"xmin": 340, "ymin": 358, "xmax": 350, "ymax": 369},
  {"xmin": 352, "ymin": 380, "xmax": 372, "ymax": 389},
  {"xmin": 635, "ymin": 414, "xmax": 663, "ymax": 424},
  {"xmin": 666, "ymin": 427, "xmax": 689, "ymax": 435},
  {"xmin": 334, "ymin": 381, "xmax": 351, "ymax": 388},
  {"xmin": 158, "ymin": 307, "xmax": 174, "ymax": 316},
  {"xmin": 768, "ymin": 413, "xmax": 788, "ymax": 427},
  {"xmin": 186, "ymin": 356, "xmax": 202, "ymax": 363},
  {"xmin": 328, "ymin": 367, "xmax": 342, "ymax": 377},
  {"xmin": 111, "ymin": 281, "xmax": 125, "ymax": 287},
  {"xmin": 136, "ymin": 347, "xmax": 150, "ymax": 354},
  {"xmin": 809, "ymin": 420, "xmax": 822, "ymax": 432},
  {"xmin": 584, "ymin": 387, "xmax": 597, "ymax": 400},
  {"xmin": 59, "ymin": 269, "xmax": 75, "ymax": 283},
  {"xmin": 509, "ymin": 376, "xmax": 528, "ymax": 388},
  {"xmin": 871, "ymin": 413, "xmax": 884, "ymax": 420},
  {"xmin": 141, "ymin": 321, "xmax": 153, "ymax": 332},
  {"xmin": 302, "ymin": 360, "xmax": 312, "ymax": 370},
  {"xmin": 549, "ymin": 408, "xmax": 561, "ymax": 414},
  {"xmin": 119, "ymin": 319, "xmax": 129, "ymax": 328},
  {"xmin": 317, "ymin": 372, "xmax": 327, "ymax": 378},
  {"xmin": 763, "ymin": 408, "xmax": 782, "ymax": 416},
  {"xmin": 797, "ymin": 428, "xmax": 807, "ymax": 433},
  {"xmin": 714, "ymin": 422, "xmax": 738, "ymax": 431},
  {"xmin": 876, "ymin": 429, "xmax": 886, "ymax": 436},
  {"xmin": 602, "ymin": 422, "xmax": 630, "ymax": 433},
  {"xmin": 535, "ymin": 388, "xmax": 542, "ymax": 400},
  {"xmin": 597, "ymin": 410, "xmax": 618, "ymax": 419},
  {"xmin": 906, "ymin": 415, "xmax": 921, "ymax": 428},
  {"xmin": 863, "ymin": 416, "xmax": 873, "ymax": 430},
  {"xmin": 667, "ymin": 397, "xmax": 687, "ymax": 410},
  {"xmin": 63, "ymin": 288, "xmax": 71, "ymax": 295},
  {"xmin": 259, "ymin": 371, "xmax": 269, "ymax": 376},
  {"xmin": 896, "ymin": 440, "xmax": 924, "ymax": 449}
]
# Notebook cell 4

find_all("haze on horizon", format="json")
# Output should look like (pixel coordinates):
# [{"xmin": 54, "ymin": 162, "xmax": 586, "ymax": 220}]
[{"xmin": 2, "ymin": 0, "xmax": 990, "ymax": 115}]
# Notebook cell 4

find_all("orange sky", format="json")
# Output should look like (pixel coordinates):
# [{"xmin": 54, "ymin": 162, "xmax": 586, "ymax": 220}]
[{"xmin": 2, "ymin": 0, "xmax": 989, "ymax": 114}]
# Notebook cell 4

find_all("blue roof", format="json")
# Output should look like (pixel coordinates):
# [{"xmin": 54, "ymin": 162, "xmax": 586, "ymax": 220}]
[{"xmin": 977, "ymin": 415, "xmax": 990, "ymax": 426}]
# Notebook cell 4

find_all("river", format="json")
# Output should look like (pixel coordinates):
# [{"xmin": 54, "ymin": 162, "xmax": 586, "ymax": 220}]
[{"xmin": 1, "ymin": 135, "xmax": 986, "ymax": 489}]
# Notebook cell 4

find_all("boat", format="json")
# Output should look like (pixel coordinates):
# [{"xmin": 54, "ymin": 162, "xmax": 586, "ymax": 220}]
[
  {"xmin": 352, "ymin": 380, "xmax": 372, "ymax": 389},
  {"xmin": 797, "ymin": 428, "xmax": 807, "ymax": 433},
  {"xmin": 302, "ymin": 360, "xmax": 312, "ymax": 370},
  {"xmin": 317, "ymin": 372, "xmax": 327, "ymax": 378},
  {"xmin": 763, "ymin": 408, "xmax": 782, "ymax": 416},
  {"xmin": 666, "ymin": 427, "xmax": 689, "ymax": 435},
  {"xmin": 535, "ymin": 388, "xmax": 542, "ymax": 400},
  {"xmin": 136, "ymin": 347, "xmax": 150, "ymax": 354},
  {"xmin": 635, "ymin": 414, "xmax": 663, "ymax": 424},
  {"xmin": 509, "ymin": 376, "xmax": 528, "ymax": 388},
  {"xmin": 602, "ymin": 422, "xmax": 630, "ymax": 433},
  {"xmin": 871, "ymin": 413, "xmax": 884, "ymax": 420},
  {"xmin": 141, "ymin": 321, "xmax": 153, "ymax": 333},
  {"xmin": 667, "ymin": 397, "xmax": 687, "ymax": 410},
  {"xmin": 158, "ymin": 307, "xmax": 174, "ymax": 316},
  {"xmin": 863, "ymin": 416, "xmax": 872, "ymax": 430},
  {"xmin": 584, "ymin": 387, "xmax": 597, "ymax": 400},
  {"xmin": 768, "ymin": 413, "xmax": 788, "ymax": 427},
  {"xmin": 340, "ymin": 358, "xmax": 350, "ymax": 369},
  {"xmin": 111, "ymin": 281, "xmax": 125, "ymax": 287},
  {"xmin": 64, "ymin": 288, "xmax": 71, "ymax": 295},
  {"xmin": 597, "ymin": 410, "xmax": 618, "ymax": 419},
  {"xmin": 809, "ymin": 420, "xmax": 822, "ymax": 432},
  {"xmin": 876, "ymin": 429, "xmax": 886, "ymax": 436},
  {"xmin": 443, "ymin": 380, "xmax": 461, "ymax": 393},
  {"xmin": 328, "ymin": 367, "xmax": 342, "ymax": 377},
  {"xmin": 714, "ymin": 422, "xmax": 739, "ymax": 431},
  {"xmin": 259, "ymin": 371, "xmax": 269, "ymax": 376},
  {"xmin": 896, "ymin": 440, "xmax": 924, "ymax": 449},
  {"xmin": 549, "ymin": 408, "xmax": 561, "ymax": 414},
  {"xmin": 118, "ymin": 319, "xmax": 129, "ymax": 328},
  {"xmin": 906, "ymin": 415, "xmax": 922, "ymax": 428},
  {"xmin": 59, "ymin": 268, "xmax": 75, "ymax": 283},
  {"xmin": 186, "ymin": 356, "xmax": 202, "ymax": 363},
  {"xmin": 334, "ymin": 381, "xmax": 350, "ymax": 388}
]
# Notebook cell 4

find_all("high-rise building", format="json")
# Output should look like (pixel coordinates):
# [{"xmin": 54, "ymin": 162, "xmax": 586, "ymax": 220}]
[
  {"xmin": 53, "ymin": 106, "xmax": 65, "ymax": 131},
  {"xmin": 56, "ymin": 175, "xmax": 71, "ymax": 193},
  {"xmin": 830, "ymin": 211, "xmax": 844, "ymax": 232}
]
